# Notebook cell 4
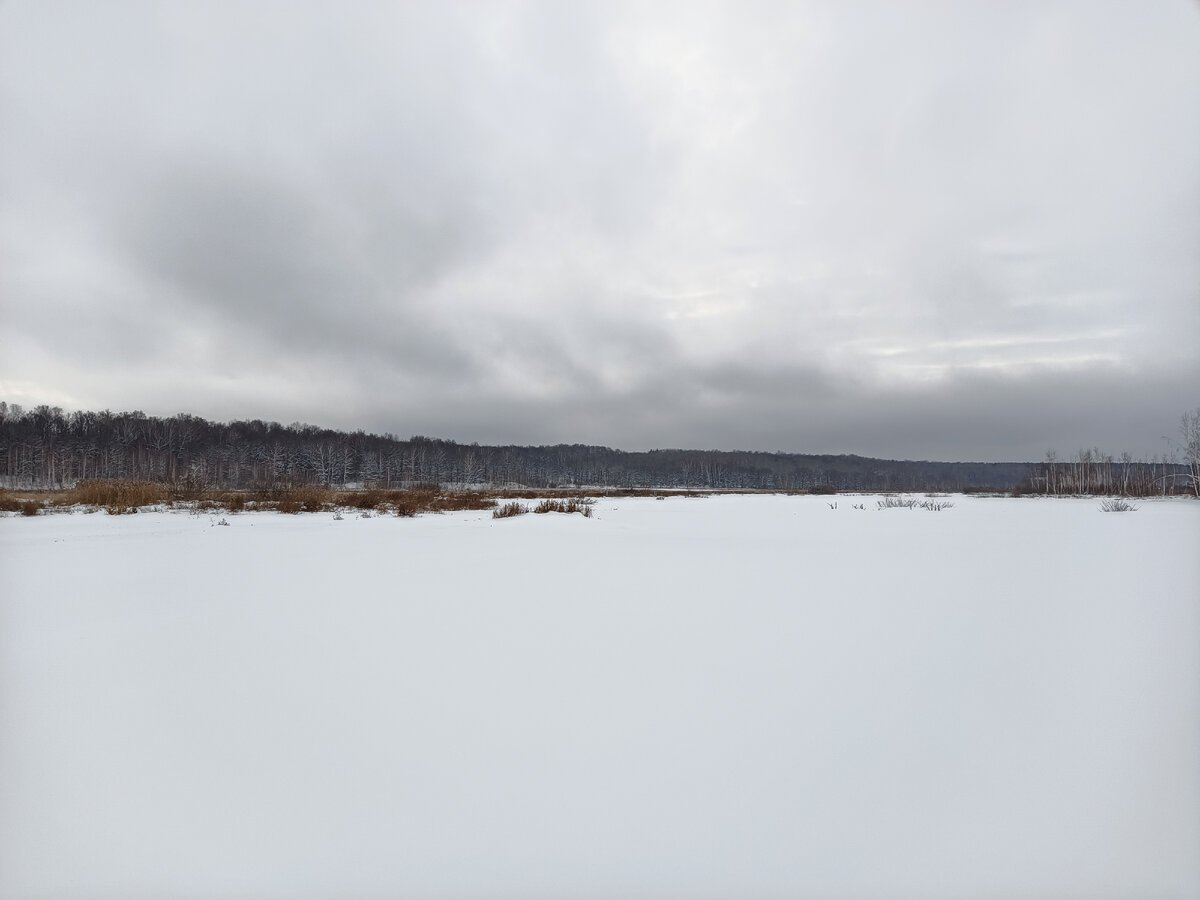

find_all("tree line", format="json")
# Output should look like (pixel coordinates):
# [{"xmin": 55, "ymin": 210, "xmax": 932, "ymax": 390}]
[
  {"xmin": 1013, "ymin": 409, "xmax": 1200, "ymax": 497},
  {"xmin": 1016, "ymin": 448, "xmax": 1191, "ymax": 497},
  {"xmin": 0, "ymin": 403, "xmax": 1037, "ymax": 492}
]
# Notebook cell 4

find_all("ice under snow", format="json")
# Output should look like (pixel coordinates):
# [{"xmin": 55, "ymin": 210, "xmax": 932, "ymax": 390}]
[{"xmin": 2, "ymin": 493, "xmax": 1198, "ymax": 899}]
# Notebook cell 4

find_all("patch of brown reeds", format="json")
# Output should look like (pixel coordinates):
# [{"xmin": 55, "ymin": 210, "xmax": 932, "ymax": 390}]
[
  {"xmin": 1, "ymin": 481, "xmax": 680, "ymax": 519},
  {"xmin": 391, "ymin": 487, "xmax": 497, "ymax": 517},
  {"xmin": 67, "ymin": 480, "xmax": 167, "ymax": 513},
  {"xmin": 343, "ymin": 488, "xmax": 408, "ymax": 511},
  {"xmin": 429, "ymin": 491, "xmax": 497, "ymax": 512},
  {"xmin": 277, "ymin": 485, "xmax": 335, "ymax": 513},
  {"xmin": 492, "ymin": 501, "xmax": 529, "ymax": 519}
]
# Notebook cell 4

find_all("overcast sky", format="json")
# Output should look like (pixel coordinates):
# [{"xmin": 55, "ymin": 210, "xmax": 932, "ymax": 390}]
[{"xmin": 2, "ymin": 1, "xmax": 1198, "ymax": 461}]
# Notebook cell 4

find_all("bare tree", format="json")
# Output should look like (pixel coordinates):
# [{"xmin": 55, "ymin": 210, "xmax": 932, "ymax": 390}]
[{"xmin": 1181, "ymin": 408, "xmax": 1200, "ymax": 497}]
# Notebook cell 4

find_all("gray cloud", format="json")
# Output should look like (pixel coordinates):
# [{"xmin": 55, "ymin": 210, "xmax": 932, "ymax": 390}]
[
  {"xmin": 119, "ymin": 160, "xmax": 480, "ymax": 378},
  {"xmin": 2, "ymin": 0, "xmax": 1198, "ymax": 460}
]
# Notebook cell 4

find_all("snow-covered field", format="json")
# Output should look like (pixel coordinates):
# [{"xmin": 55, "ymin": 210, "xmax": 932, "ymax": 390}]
[{"xmin": 2, "ymin": 494, "xmax": 1198, "ymax": 900}]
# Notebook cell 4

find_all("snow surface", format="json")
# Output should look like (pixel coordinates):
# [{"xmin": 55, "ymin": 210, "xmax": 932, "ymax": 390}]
[{"xmin": 2, "ymin": 494, "xmax": 1198, "ymax": 900}]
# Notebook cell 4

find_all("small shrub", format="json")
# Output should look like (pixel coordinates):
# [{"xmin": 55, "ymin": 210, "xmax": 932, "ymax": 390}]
[
  {"xmin": 387, "ymin": 485, "xmax": 437, "ymax": 516},
  {"xmin": 1100, "ymin": 498, "xmax": 1139, "ymax": 512},
  {"xmin": 493, "ymin": 501, "xmax": 530, "ymax": 519},
  {"xmin": 877, "ymin": 495, "xmax": 953, "ymax": 511},
  {"xmin": 877, "ymin": 495, "xmax": 918, "ymax": 510},
  {"xmin": 533, "ymin": 498, "xmax": 594, "ymax": 517},
  {"xmin": 393, "ymin": 498, "xmax": 418, "ymax": 517},
  {"xmin": 20, "ymin": 499, "xmax": 41, "ymax": 517}
]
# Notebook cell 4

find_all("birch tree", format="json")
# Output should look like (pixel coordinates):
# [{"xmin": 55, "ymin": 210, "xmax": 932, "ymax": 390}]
[{"xmin": 1181, "ymin": 408, "xmax": 1200, "ymax": 497}]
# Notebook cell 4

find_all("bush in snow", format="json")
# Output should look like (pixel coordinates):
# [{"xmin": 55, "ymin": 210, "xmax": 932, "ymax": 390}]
[
  {"xmin": 533, "ymin": 498, "xmax": 594, "ymax": 517},
  {"xmin": 1099, "ymin": 498, "xmax": 1139, "ymax": 512},
  {"xmin": 917, "ymin": 499, "xmax": 954, "ymax": 511},
  {"xmin": 492, "ymin": 501, "xmax": 530, "ymax": 519},
  {"xmin": 877, "ymin": 495, "xmax": 919, "ymax": 509}
]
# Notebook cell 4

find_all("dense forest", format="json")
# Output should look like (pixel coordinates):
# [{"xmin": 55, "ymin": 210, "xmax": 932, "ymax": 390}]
[
  {"xmin": 1, "ymin": 402, "xmax": 1193, "ymax": 494},
  {"xmin": 1, "ymin": 403, "xmax": 1039, "ymax": 492}
]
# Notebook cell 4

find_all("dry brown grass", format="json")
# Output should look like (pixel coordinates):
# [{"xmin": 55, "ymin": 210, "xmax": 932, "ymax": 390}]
[
  {"xmin": 533, "ymin": 498, "xmax": 594, "ymax": 517},
  {"xmin": 165, "ymin": 474, "xmax": 207, "ymax": 502},
  {"xmin": 342, "ymin": 489, "xmax": 407, "ymax": 511},
  {"xmin": 429, "ymin": 491, "xmax": 497, "ymax": 512},
  {"xmin": 277, "ymin": 485, "xmax": 335, "ymax": 513},
  {"xmin": 392, "ymin": 497, "xmax": 420, "ymax": 517},
  {"xmin": 391, "ymin": 488, "xmax": 497, "ymax": 517},
  {"xmin": 67, "ymin": 480, "xmax": 167, "ymax": 513},
  {"xmin": 393, "ymin": 486, "xmax": 437, "ymax": 517},
  {"xmin": 491, "ymin": 487, "xmax": 700, "ymax": 500},
  {"xmin": 1, "ymin": 488, "xmax": 63, "ymax": 513},
  {"xmin": 492, "ymin": 501, "xmax": 530, "ymax": 519},
  {"xmin": 1, "ymin": 482, "xmax": 666, "ymax": 518}
]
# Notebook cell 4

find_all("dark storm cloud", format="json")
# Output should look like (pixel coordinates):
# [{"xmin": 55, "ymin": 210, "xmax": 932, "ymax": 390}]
[{"xmin": 2, "ymin": 0, "xmax": 1198, "ymax": 460}]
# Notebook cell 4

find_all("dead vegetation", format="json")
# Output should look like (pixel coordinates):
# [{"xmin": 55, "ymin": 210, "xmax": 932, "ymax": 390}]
[
  {"xmin": 533, "ymin": 498, "xmax": 595, "ymax": 517},
  {"xmin": 875, "ymin": 495, "xmax": 955, "ymax": 511},
  {"xmin": 276, "ymin": 485, "xmax": 335, "ymax": 514},
  {"xmin": 492, "ymin": 501, "xmax": 530, "ymax": 519},
  {"xmin": 0, "ymin": 482, "xmax": 797, "ymax": 520},
  {"xmin": 1, "ymin": 482, "xmax": 521, "ymax": 516},
  {"xmin": 63, "ymin": 479, "xmax": 167, "ymax": 514}
]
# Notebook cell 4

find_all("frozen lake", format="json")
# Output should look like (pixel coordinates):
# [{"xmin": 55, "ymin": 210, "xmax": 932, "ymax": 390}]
[{"xmin": 2, "ymin": 493, "xmax": 1198, "ymax": 899}]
